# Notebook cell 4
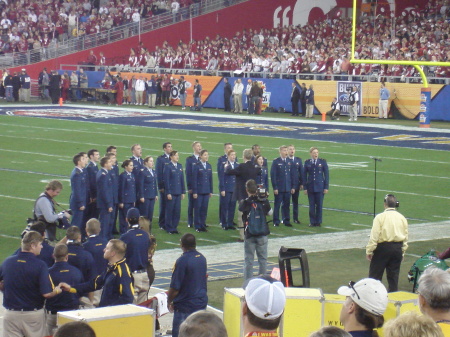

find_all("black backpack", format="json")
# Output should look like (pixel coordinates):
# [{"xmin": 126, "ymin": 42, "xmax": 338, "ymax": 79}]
[{"xmin": 246, "ymin": 201, "xmax": 269, "ymax": 236}]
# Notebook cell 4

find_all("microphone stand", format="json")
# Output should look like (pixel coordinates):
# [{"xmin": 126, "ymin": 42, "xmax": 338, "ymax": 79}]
[{"xmin": 370, "ymin": 157, "xmax": 382, "ymax": 217}]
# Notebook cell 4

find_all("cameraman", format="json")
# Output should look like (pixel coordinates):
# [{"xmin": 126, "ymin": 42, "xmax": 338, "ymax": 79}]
[
  {"xmin": 366, "ymin": 194, "xmax": 408, "ymax": 292},
  {"xmin": 34, "ymin": 180, "xmax": 71, "ymax": 242},
  {"xmin": 239, "ymin": 179, "xmax": 272, "ymax": 280}
]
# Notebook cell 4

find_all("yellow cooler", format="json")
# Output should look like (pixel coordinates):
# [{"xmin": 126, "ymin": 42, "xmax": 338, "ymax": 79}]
[{"xmin": 57, "ymin": 304, "xmax": 155, "ymax": 337}]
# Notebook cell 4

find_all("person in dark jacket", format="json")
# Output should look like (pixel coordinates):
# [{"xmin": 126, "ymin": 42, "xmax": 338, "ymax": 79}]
[
  {"xmin": 49, "ymin": 70, "xmax": 61, "ymax": 104},
  {"xmin": 223, "ymin": 77, "xmax": 232, "ymax": 112},
  {"xmin": 291, "ymin": 82, "xmax": 301, "ymax": 116},
  {"xmin": 12, "ymin": 71, "xmax": 21, "ymax": 102}
]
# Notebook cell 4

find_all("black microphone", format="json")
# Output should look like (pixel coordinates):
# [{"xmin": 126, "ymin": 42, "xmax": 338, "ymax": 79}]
[{"xmin": 370, "ymin": 156, "xmax": 382, "ymax": 162}]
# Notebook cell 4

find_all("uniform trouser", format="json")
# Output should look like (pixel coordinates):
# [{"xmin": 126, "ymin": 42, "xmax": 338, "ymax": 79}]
[
  {"xmin": 71, "ymin": 208, "xmax": 85, "ymax": 232},
  {"xmin": 179, "ymin": 93, "xmax": 186, "ymax": 108},
  {"xmin": 119, "ymin": 202, "xmax": 134, "ymax": 234},
  {"xmin": 224, "ymin": 94, "xmax": 231, "ymax": 111},
  {"xmin": 133, "ymin": 271, "xmax": 150, "ymax": 304},
  {"xmin": 233, "ymin": 94, "xmax": 242, "ymax": 112},
  {"xmin": 5, "ymin": 86, "xmax": 13, "ymax": 101},
  {"xmin": 244, "ymin": 235, "xmax": 268, "ymax": 280},
  {"xmin": 349, "ymin": 105, "xmax": 358, "ymax": 120},
  {"xmin": 369, "ymin": 242, "xmax": 403, "ymax": 292},
  {"xmin": 165, "ymin": 194, "xmax": 181, "ymax": 232},
  {"xmin": 306, "ymin": 104, "xmax": 314, "ymax": 118},
  {"xmin": 138, "ymin": 198, "xmax": 156, "ymax": 225},
  {"xmin": 379, "ymin": 99, "xmax": 388, "ymax": 118},
  {"xmin": 84, "ymin": 201, "xmax": 98, "ymax": 230},
  {"xmin": 307, "ymin": 191, "xmax": 324, "ymax": 225},
  {"xmin": 158, "ymin": 191, "xmax": 166, "ymax": 229},
  {"xmin": 194, "ymin": 194, "xmax": 210, "ymax": 229},
  {"xmin": 291, "ymin": 99, "xmax": 299, "ymax": 115},
  {"xmin": 301, "ymin": 101, "xmax": 306, "ymax": 116},
  {"xmin": 136, "ymin": 90, "xmax": 144, "ymax": 104},
  {"xmin": 148, "ymin": 93, "xmax": 156, "ymax": 107},
  {"xmin": 110, "ymin": 204, "xmax": 119, "ymax": 235},
  {"xmin": 291, "ymin": 189, "xmax": 300, "ymax": 221},
  {"xmin": 220, "ymin": 191, "xmax": 236, "ymax": 228},
  {"xmin": 4, "ymin": 308, "xmax": 45, "ymax": 337},
  {"xmin": 187, "ymin": 193, "xmax": 195, "ymax": 226},
  {"xmin": 273, "ymin": 192, "xmax": 291, "ymax": 225},
  {"xmin": 98, "ymin": 207, "xmax": 112, "ymax": 239}
]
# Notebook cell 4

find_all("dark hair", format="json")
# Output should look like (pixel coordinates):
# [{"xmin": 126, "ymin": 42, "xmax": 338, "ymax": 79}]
[
  {"xmin": 121, "ymin": 159, "xmax": 132, "ymax": 168},
  {"xmin": 163, "ymin": 142, "xmax": 172, "ymax": 149},
  {"xmin": 181, "ymin": 233, "xmax": 196, "ymax": 250},
  {"xmin": 29, "ymin": 221, "xmax": 46, "ymax": 236},
  {"xmin": 106, "ymin": 145, "xmax": 116, "ymax": 153},
  {"xmin": 354, "ymin": 302, "xmax": 384, "ymax": 336},
  {"xmin": 199, "ymin": 149, "xmax": 208, "ymax": 157},
  {"xmin": 88, "ymin": 149, "xmax": 98, "ymax": 158},
  {"xmin": 384, "ymin": 194, "xmax": 397, "ymax": 208},
  {"xmin": 54, "ymin": 321, "xmax": 96, "ymax": 337},
  {"xmin": 246, "ymin": 306, "xmax": 281, "ymax": 331},
  {"xmin": 66, "ymin": 226, "xmax": 81, "ymax": 240},
  {"xmin": 169, "ymin": 150, "xmax": 178, "ymax": 158},
  {"xmin": 73, "ymin": 153, "xmax": 83, "ymax": 166},
  {"xmin": 100, "ymin": 156, "xmax": 110, "ymax": 167},
  {"xmin": 245, "ymin": 179, "xmax": 257, "ymax": 194},
  {"xmin": 53, "ymin": 244, "xmax": 69, "ymax": 260}
]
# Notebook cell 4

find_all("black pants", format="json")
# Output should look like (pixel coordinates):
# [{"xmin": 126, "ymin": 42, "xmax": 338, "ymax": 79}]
[
  {"xmin": 301, "ymin": 101, "xmax": 306, "ymax": 116},
  {"xmin": 224, "ymin": 94, "xmax": 231, "ymax": 111},
  {"xmin": 369, "ymin": 242, "xmax": 403, "ymax": 292},
  {"xmin": 291, "ymin": 99, "xmax": 299, "ymax": 115}
]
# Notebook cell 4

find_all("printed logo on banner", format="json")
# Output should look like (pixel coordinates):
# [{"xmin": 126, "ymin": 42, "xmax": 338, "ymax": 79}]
[
  {"xmin": 171, "ymin": 81, "xmax": 192, "ymax": 100},
  {"xmin": 337, "ymin": 82, "xmax": 362, "ymax": 116},
  {"xmin": 255, "ymin": 81, "xmax": 271, "ymax": 110}
]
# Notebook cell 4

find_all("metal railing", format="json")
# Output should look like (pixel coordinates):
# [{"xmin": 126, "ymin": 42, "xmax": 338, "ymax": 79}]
[
  {"xmin": 0, "ymin": 0, "xmax": 248, "ymax": 68},
  {"xmin": 57, "ymin": 64, "xmax": 450, "ymax": 85}
]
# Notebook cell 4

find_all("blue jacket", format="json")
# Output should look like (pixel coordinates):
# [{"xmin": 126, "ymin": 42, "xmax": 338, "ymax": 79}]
[
  {"xmin": 255, "ymin": 165, "xmax": 269, "ymax": 191},
  {"xmin": 270, "ymin": 157, "xmax": 296, "ymax": 192},
  {"xmin": 70, "ymin": 167, "xmax": 87, "ymax": 209},
  {"xmin": 46, "ymin": 261, "xmax": 83, "ymax": 312},
  {"xmin": 137, "ymin": 168, "xmax": 157, "ymax": 199},
  {"xmin": 130, "ymin": 156, "xmax": 143, "ymax": 178},
  {"xmin": 72, "ymin": 258, "xmax": 134, "ymax": 307},
  {"xmin": 305, "ymin": 88, "xmax": 315, "ymax": 105},
  {"xmin": 147, "ymin": 79, "xmax": 157, "ymax": 94},
  {"xmin": 110, "ymin": 165, "xmax": 119, "ymax": 204},
  {"xmin": 67, "ymin": 243, "xmax": 97, "ymax": 282},
  {"xmin": 185, "ymin": 155, "xmax": 199, "ymax": 191},
  {"xmin": 83, "ymin": 235, "xmax": 108, "ymax": 274},
  {"xmin": 86, "ymin": 161, "xmax": 99, "ymax": 199},
  {"xmin": 303, "ymin": 158, "xmax": 329, "ymax": 193},
  {"xmin": 120, "ymin": 227, "xmax": 150, "ymax": 272},
  {"xmin": 156, "ymin": 154, "xmax": 171, "ymax": 190},
  {"xmin": 219, "ymin": 161, "xmax": 238, "ymax": 192},
  {"xmin": 192, "ymin": 161, "xmax": 213, "ymax": 195},
  {"xmin": 289, "ymin": 156, "xmax": 304, "ymax": 189},
  {"xmin": 164, "ymin": 162, "xmax": 186, "ymax": 195},
  {"xmin": 96, "ymin": 168, "xmax": 113, "ymax": 209},
  {"xmin": 119, "ymin": 172, "xmax": 136, "ymax": 204}
]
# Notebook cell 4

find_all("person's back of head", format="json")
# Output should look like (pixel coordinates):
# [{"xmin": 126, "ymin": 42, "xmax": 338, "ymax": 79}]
[
  {"xmin": 384, "ymin": 311, "xmax": 444, "ymax": 337},
  {"xmin": 243, "ymin": 275, "xmax": 286, "ymax": 332},
  {"xmin": 66, "ymin": 225, "xmax": 81, "ymax": 241},
  {"xmin": 418, "ymin": 267, "xmax": 450, "ymax": 314},
  {"xmin": 245, "ymin": 179, "xmax": 257, "ymax": 195},
  {"xmin": 54, "ymin": 322, "xmax": 96, "ymax": 337},
  {"xmin": 243, "ymin": 148, "xmax": 253, "ymax": 161},
  {"xmin": 310, "ymin": 326, "xmax": 352, "ymax": 337},
  {"xmin": 181, "ymin": 233, "xmax": 196, "ymax": 250},
  {"xmin": 53, "ymin": 244, "xmax": 69, "ymax": 262},
  {"xmin": 179, "ymin": 310, "xmax": 227, "ymax": 337},
  {"xmin": 86, "ymin": 218, "xmax": 101, "ymax": 235}
]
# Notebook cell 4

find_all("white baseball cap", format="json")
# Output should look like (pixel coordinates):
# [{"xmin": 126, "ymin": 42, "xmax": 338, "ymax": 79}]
[
  {"xmin": 244, "ymin": 275, "xmax": 286, "ymax": 320},
  {"xmin": 338, "ymin": 278, "xmax": 388, "ymax": 316}
]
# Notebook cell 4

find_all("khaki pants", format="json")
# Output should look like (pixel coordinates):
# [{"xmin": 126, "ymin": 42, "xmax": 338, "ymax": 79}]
[
  {"xmin": 379, "ymin": 99, "xmax": 388, "ymax": 118},
  {"xmin": 148, "ymin": 93, "xmax": 156, "ymax": 107},
  {"xmin": 4, "ymin": 308, "xmax": 46, "ymax": 337},
  {"xmin": 306, "ymin": 104, "xmax": 314, "ymax": 118},
  {"xmin": 233, "ymin": 94, "xmax": 242, "ymax": 112},
  {"xmin": 133, "ymin": 271, "xmax": 150, "ymax": 305},
  {"xmin": 136, "ymin": 90, "xmax": 145, "ymax": 104},
  {"xmin": 45, "ymin": 312, "xmax": 57, "ymax": 336}
]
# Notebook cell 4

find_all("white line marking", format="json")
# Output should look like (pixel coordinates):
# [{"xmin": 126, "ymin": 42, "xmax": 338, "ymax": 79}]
[
  {"xmin": 330, "ymin": 184, "xmax": 450, "ymax": 200},
  {"xmin": 333, "ymin": 167, "xmax": 450, "ymax": 180},
  {"xmin": 163, "ymin": 241, "xmax": 180, "ymax": 246},
  {"xmin": 350, "ymin": 223, "xmax": 372, "ymax": 228},
  {"xmin": 323, "ymin": 226, "xmax": 345, "ymax": 231},
  {"xmin": 0, "ymin": 234, "xmax": 21, "ymax": 240},
  {"xmin": 405, "ymin": 253, "xmax": 422, "ymax": 258},
  {"xmin": 0, "ymin": 194, "xmax": 69, "ymax": 206},
  {"xmin": 197, "ymin": 238, "xmax": 220, "ymax": 243},
  {"xmin": 433, "ymin": 215, "xmax": 450, "ymax": 218}
]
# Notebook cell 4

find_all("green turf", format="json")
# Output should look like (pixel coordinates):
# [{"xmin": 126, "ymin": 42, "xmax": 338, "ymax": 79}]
[
  {"xmin": 0, "ymin": 113, "xmax": 449, "ymax": 261},
  {"xmin": 206, "ymin": 238, "xmax": 450, "ymax": 310}
]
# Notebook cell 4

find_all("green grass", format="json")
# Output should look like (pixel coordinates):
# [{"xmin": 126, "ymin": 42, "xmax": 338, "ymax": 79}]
[{"xmin": 0, "ymin": 110, "xmax": 449, "ymax": 311}]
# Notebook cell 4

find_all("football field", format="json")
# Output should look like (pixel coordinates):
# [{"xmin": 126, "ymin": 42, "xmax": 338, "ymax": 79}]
[{"xmin": 0, "ymin": 104, "xmax": 449, "ymax": 308}]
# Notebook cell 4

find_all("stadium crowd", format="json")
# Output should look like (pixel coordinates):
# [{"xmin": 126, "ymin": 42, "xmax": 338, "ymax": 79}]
[{"xmin": 0, "ymin": 0, "xmax": 449, "ymax": 82}]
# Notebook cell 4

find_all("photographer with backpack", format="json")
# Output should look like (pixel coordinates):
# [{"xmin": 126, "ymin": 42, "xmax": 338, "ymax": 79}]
[{"xmin": 239, "ymin": 179, "xmax": 272, "ymax": 280}]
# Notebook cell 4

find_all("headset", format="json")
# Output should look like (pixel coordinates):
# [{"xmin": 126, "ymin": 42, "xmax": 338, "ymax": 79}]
[{"xmin": 384, "ymin": 194, "xmax": 400, "ymax": 208}]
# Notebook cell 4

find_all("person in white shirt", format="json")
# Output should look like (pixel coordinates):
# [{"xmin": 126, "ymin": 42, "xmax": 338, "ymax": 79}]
[
  {"xmin": 171, "ymin": 0, "xmax": 180, "ymax": 23},
  {"xmin": 134, "ymin": 76, "xmax": 146, "ymax": 105},
  {"xmin": 245, "ymin": 79, "xmax": 252, "ymax": 111},
  {"xmin": 232, "ymin": 78, "xmax": 244, "ymax": 114}
]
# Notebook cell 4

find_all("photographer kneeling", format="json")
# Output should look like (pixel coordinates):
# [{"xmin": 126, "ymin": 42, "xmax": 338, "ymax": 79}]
[
  {"xmin": 34, "ymin": 180, "xmax": 71, "ymax": 242},
  {"xmin": 239, "ymin": 179, "xmax": 272, "ymax": 280}
]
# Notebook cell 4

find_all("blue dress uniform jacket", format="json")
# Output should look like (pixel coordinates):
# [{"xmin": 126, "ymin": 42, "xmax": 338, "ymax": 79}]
[
  {"xmin": 96, "ymin": 169, "xmax": 113, "ymax": 209},
  {"xmin": 70, "ymin": 167, "xmax": 87, "ymax": 210},
  {"xmin": 137, "ymin": 168, "xmax": 158, "ymax": 199},
  {"xmin": 156, "ymin": 154, "xmax": 171, "ymax": 190},
  {"xmin": 71, "ymin": 257, "xmax": 134, "ymax": 307},
  {"xmin": 86, "ymin": 161, "xmax": 99, "ymax": 200},
  {"xmin": 67, "ymin": 243, "xmax": 97, "ymax": 281},
  {"xmin": 164, "ymin": 162, "xmax": 186, "ymax": 196},
  {"xmin": 255, "ymin": 166, "xmax": 269, "ymax": 191},
  {"xmin": 0, "ymin": 252, "xmax": 54, "ymax": 310},
  {"xmin": 83, "ymin": 235, "xmax": 109, "ymax": 274},
  {"xmin": 219, "ymin": 161, "xmax": 238, "ymax": 192},
  {"xmin": 270, "ymin": 157, "xmax": 296, "ymax": 192},
  {"xmin": 192, "ymin": 162, "xmax": 213, "ymax": 195},
  {"xmin": 219, "ymin": 161, "xmax": 238, "ymax": 229},
  {"xmin": 46, "ymin": 261, "xmax": 83, "ymax": 312},
  {"xmin": 120, "ymin": 227, "xmax": 150, "ymax": 272},
  {"xmin": 303, "ymin": 157, "xmax": 329, "ymax": 225},
  {"xmin": 289, "ymin": 156, "xmax": 304, "ymax": 222},
  {"xmin": 119, "ymin": 172, "xmax": 136, "ymax": 204},
  {"xmin": 186, "ymin": 154, "xmax": 200, "ymax": 227},
  {"xmin": 111, "ymin": 165, "xmax": 119, "ymax": 204},
  {"xmin": 130, "ymin": 156, "xmax": 143, "ymax": 178}
]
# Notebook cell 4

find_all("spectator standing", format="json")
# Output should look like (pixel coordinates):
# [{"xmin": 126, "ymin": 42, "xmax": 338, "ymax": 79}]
[
  {"xmin": 291, "ymin": 81, "xmax": 300, "ymax": 116},
  {"xmin": 245, "ymin": 79, "xmax": 252, "ymax": 112},
  {"xmin": 366, "ymin": 194, "xmax": 408, "ymax": 292},
  {"xmin": 19, "ymin": 68, "xmax": 31, "ymax": 102},
  {"xmin": 223, "ymin": 77, "xmax": 232, "ymax": 112},
  {"xmin": 178, "ymin": 76, "xmax": 187, "ymax": 110},
  {"xmin": 348, "ymin": 86, "xmax": 359, "ymax": 121},
  {"xmin": 168, "ymin": 233, "xmax": 208, "ymax": 337},
  {"xmin": 232, "ymin": 78, "xmax": 244, "ymax": 113},
  {"xmin": 12, "ymin": 71, "xmax": 20, "ymax": 102},
  {"xmin": 378, "ymin": 82, "xmax": 390, "ymax": 119},
  {"xmin": 49, "ymin": 70, "xmax": 62, "ymax": 104},
  {"xmin": 305, "ymin": 84, "xmax": 315, "ymax": 118},
  {"xmin": 193, "ymin": 79, "xmax": 202, "ymax": 110},
  {"xmin": 135, "ymin": 76, "xmax": 146, "ymax": 105},
  {"xmin": 171, "ymin": 0, "xmax": 180, "ymax": 23},
  {"xmin": 147, "ymin": 75, "xmax": 157, "ymax": 108}
]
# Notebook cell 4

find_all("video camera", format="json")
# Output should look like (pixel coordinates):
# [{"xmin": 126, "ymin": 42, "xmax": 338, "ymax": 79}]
[{"xmin": 256, "ymin": 185, "xmax": 268, "ymax": 202}]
